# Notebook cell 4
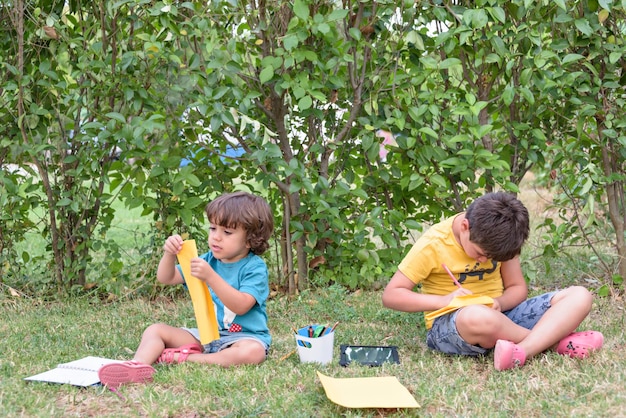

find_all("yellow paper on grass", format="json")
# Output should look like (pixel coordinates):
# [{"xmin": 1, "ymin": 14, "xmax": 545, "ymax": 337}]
[
  {"xmin": 317, "ymin": 371, "xmax": 420, "ymax": 409},
  {"xmin": 177, "ymin": 240, "xmax": 219, "ymax": 344},
  {"xmin": 424, "ymin": 294, "xmax": 494, "ymax": 323}
]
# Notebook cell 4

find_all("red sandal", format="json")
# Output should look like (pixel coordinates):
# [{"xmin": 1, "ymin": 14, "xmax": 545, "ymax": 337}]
[
  {"xmin": 156, "ymin": 343, "xmax": 204, "ymax": 364},
  {"xmin": 98, "ymin": 361, "xmax": 155, "ymax": 388}
]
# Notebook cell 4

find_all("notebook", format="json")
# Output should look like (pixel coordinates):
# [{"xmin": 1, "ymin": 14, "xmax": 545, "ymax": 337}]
[{"xmin": 24, "ymin": 356, "xmax": 123, "ymax": 387}]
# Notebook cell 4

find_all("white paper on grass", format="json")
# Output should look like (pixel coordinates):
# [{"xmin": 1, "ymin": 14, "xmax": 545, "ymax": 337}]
[{"xmin": 24, "ymin": 356, "xmax": 124, "ymax": 387}]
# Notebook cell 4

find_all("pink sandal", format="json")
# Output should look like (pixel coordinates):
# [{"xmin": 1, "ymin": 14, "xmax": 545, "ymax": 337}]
[
  {"xmin": 98, "ymin": 361, "xmax": 155, "ymax": 388},
  {"xmin": 556, "ymin": 330, "xmax": 604, "ymax": 359},
  {"xmin": 156, "ymin": 343, "xmax": 204, "ymax": 364},
  {"xmin": 494, "ymin": 340, "xmax": 527, "ymax": 371}
]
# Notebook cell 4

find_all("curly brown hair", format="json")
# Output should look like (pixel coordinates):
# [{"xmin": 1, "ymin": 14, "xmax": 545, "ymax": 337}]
[{"xmin": 205, "ymin": 191, "xmax": 274, "ymax": 255}]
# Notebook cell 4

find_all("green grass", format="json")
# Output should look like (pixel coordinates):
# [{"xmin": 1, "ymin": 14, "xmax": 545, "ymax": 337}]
[
  {"xmin": 1, "ymin": 284, "xmax": 623, "ymax": 417},
  {"xmin": 3, "ymin": 176, "xmax": 624, "ymax": 416}
]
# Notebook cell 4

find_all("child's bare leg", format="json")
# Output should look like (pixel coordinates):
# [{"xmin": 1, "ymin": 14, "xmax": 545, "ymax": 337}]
[
  {"xmin": 185, "ymin": 339, "xmax": 266, "ymax": 367},
  {"xmin": 456, "ymin": 306, "xmax": 530, "ymax": 349},
  {"xmin": 516, "ymin": 286, "xmax": 593, "ymax": 357},
  {"xmin": 133, "ymin": 323, "xmax": 201, "ymax": 364},
  {"xmin": 456, "ymin": 286, "xmax": 593, "ymax": 357}
]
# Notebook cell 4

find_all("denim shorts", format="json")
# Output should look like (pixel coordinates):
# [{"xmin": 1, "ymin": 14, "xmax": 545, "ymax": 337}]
[
  {"xmin": 182, "ymin": 328, "xmax": 270, "ymax": 356},
  {"xmin": 426, "ymin": 291, "xmax": 557, "ymax": 356}
]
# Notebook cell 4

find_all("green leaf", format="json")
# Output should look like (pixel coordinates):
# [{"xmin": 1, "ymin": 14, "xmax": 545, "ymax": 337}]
[
  {"xmin": 609, "ymin": 51, "xmax": 621, "ymax": 64},
  {"xmin": 406, "ymin": 31, "xmax": 424, "ymax": 50},
  {"xmin": 596, "ymin": 284, "xmax": 610, "ymax": 297},
  {"xmin": 185, "ymin": 173, "xmax": 202, "ymax": 187},
  {"xmin": 327, "ymin": 9, "xmax": 348, "ymax": 21},
  {"xmin": 419, "ymin": 127, "xmax": 438, "ymax": 139},
  {"xmin": 259, "ymin": 65, "xmax": 274, "ymax": 84},
  {"xmin": 562, "ymin": 54, "xmax": 584, "ymax": 65},
  {"xmin": 531, "ymin": 128, "xmax": 547, "ymax": 141},
  {"xmin": 488, "ymin": 7, "xmax": 506, "ymax": 23},
  {"xmin": 430, "ymin": 174, "xmax": 447, "ymax": 188},
  {"xmin": 420, "ymin": 56, "xmax": 439, "ymax": 69},
  {"xmin": 316, "ymin": 23, "xmax": 330, "ymax": 34},
  {"xmin": 184, "ymin": 197, "xmax": 204, "ymax": 211},
  {"xmin": 520, "ymin": 68, "xmax": 533, "ymax": 85},
  {"xmin": 519, "ymin": 87, "xmax": 535, "ymax": 105},
  {"xmin": 57, "ymin": 198, "xmax": 72, "ymax": 207},
  {"xmin": 574, "ymin": 19, "xmax": 593, "ymax": 36},
  {"xmin": 106, "ymin": 112, "xmax": 126, "ymax": 124},
  {"xmin": 293, "ymin": 0, "xmax": 310, "ymax": 20},
  {"xmin": 405, "ymin": 220, "xmax": 422, "ymax": 230},
  {"xmin": 439, "ymin": 58, "xmax": 461, "ymax": 69},
  {"xmin": 502, "ymin": 86, "xmax": 515, "ymax": 106},
  {"xmin": 180, "ymin": 209, "xmax": 193, "ymax": 226},
  {"xmin": 283, "ymin": 34, "xmax": 299, "ymax": 50},
  {"xmin": 348, "ymin": 27, "xmax": 361, "ymax": 40},
  {"xmin": 441, "ymin": 157, "xmax": 463, "ymax": 168},
  {"xmin": 298, "ymin": 95, "xmax": 312, "ymax": 110}
]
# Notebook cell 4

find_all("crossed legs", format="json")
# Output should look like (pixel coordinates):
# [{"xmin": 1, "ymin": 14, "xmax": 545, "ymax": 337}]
[{"xmin": 456, "ymin": 286, "xmax": 595, "ymax": 358}]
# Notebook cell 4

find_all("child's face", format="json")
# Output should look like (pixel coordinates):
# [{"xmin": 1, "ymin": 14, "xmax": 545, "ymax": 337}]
[
  {"xmin": 208, "ymin": 223, "xmax": 250, "ymax": 263},
  {"xmin": 459, "ymin": 219, "xmax": 490, "ymax": 263},
  {"xmin": 463, "ymin": 239, "xmax": 489, "ymax": 264}
]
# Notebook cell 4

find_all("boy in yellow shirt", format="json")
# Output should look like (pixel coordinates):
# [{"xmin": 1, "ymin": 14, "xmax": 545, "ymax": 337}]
[{"xmin": 382, "ymin": 192, "xmax": 603, "ymax": 370}]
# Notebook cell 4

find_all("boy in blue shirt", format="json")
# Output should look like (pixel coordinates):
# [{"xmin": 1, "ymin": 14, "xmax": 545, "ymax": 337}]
[{"xmin": 99, "ymin": 191, "xmax": 274, "ymax": 387}]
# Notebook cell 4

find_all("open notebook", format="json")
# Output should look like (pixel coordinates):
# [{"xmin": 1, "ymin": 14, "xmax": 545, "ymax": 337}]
[{"xmin": 24, "ymin": 356, "xmax": 123, "ymax": 387}]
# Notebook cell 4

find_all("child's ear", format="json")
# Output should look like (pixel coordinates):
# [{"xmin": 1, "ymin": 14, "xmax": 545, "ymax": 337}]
[{"xmin": 460, "ymin": 218, "xmax": 471, "ymax": 232}]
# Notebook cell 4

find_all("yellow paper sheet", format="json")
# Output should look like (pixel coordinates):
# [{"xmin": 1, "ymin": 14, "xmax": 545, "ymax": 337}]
[
  {"xmin": 316, "ymin": 371, "xmax": 420, "ymax": 409},
  {"xmin": 424, "ymin": 294, "xmax": 494, "ymax": 323},
  {"xmin": 177, "ymin": 240, "xmax": 219, "ymax": 344}
]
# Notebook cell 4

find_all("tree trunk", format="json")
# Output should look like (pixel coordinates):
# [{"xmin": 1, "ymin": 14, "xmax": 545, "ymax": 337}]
[
  {"xmin": 281, "ymin": 192, "xmax": 296, "ymax": 294},
  {"xmin": 601, "ymin": 146, "xmax": 626, "ymax": 279}
]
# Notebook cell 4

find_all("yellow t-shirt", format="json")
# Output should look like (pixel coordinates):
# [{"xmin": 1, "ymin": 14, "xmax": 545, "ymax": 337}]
[{"xmin": 398, "ymin": 215, "xmax": 504, "ymax": 329}]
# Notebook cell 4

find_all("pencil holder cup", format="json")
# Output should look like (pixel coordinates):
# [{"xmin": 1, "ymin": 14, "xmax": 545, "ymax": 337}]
[{"xmin": 295, "ymin": 324, "xmax": 335, "ymax": 365}]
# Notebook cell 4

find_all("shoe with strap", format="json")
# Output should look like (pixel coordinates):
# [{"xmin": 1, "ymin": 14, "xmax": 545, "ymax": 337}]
[{"xmin": 156, "ymin": 343, "xmax": 204, "ymax": 364}]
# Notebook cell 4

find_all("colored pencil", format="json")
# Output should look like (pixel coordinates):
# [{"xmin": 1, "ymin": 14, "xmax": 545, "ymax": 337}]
[{"xmin": 442, "ymin": 263, "xmax": 463, "ymax": 289}]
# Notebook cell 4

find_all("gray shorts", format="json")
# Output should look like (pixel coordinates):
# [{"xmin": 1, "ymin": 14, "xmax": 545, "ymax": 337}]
[
  {"xmin": 426, "ymin": 291, "xmax": 557, "ymax": 356},
  {"xmin": 182, "ymin": 328, "xmax": 270, "ymax": 356}
]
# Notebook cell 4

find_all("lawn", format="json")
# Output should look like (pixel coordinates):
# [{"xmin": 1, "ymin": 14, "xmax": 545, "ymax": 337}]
[
  {"xmin": 2, "ymin": 177, "xmax": 624, "ymax": 417},
  {"xmin": 1, "ymin": 284, "xmax": 623, "ymax": 417}
]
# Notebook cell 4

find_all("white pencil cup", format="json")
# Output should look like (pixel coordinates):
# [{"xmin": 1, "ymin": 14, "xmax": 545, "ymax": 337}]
[{"xmin": 294, "ymin": 324, "xmax": 335, "ymax": 365}]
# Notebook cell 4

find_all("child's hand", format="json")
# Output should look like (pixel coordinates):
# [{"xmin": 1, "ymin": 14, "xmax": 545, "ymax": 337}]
[
  {"xmin": 190, "ymin": 257, "xmax": 212, "ymax": 282},
  {"xmin": 452, "ymin": 287, "xmax": 473, "ymax": 297},
  {"xmin": 441, "ymin": 287, "xmax": 473, "ymax": 307},
  {"xmin": 490, "ymin": 299, "xmax": 502, "ymax": 312},
  {"xmin": 163, "ymin": 234, "xmax": 184, "ymax": 256}
]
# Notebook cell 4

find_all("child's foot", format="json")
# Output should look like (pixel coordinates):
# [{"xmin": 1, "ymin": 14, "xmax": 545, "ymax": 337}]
[
  {"xmin": 156, "ymin": 343, "xmax": 204, "ymax": 364},
  {"xmin": 98, "ymin": 361, "xmax": 155, "ymax": 388},
  {"xmin": 494, "ymin": 340, "xmax": 526, "ymax": 371},
  {"xmin": 556, "ymin": 330, "xmax": 604, "ymax": 359}
]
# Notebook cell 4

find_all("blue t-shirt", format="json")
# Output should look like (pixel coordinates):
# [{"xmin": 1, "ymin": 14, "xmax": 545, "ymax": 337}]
[{"xmin": 177, "ymin": 251, "xmax": 271, "ymax": 347}]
